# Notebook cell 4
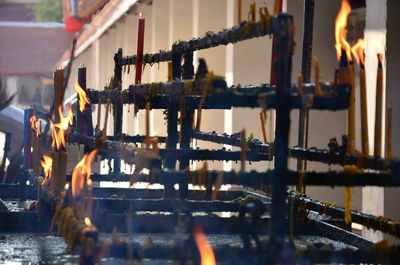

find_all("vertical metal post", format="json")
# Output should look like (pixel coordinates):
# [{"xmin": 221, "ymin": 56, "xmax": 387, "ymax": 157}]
[
  {"xmin": 113, "ymin": 48, "xmax": 123, "ymax": 173},
  {"xmin": 78, "ymin": 67, "xmax": 94, "ymax": 154},
  {"xmin": 297, "ymin": 0, "xmax": 314, "ymax": 174},
  {"xmin": 22, "ymin": 108, "xmax": 34, "ymax": 200},
  {"xmin": 23, "ymin": 108, "xmax": 34, "ymax": 170},
  {"xmin": 165, "ymin": 50, "xmax": 181, "ymax": 197},
  {"xmin": 179, "ymin": 52, "xmax": 194, "ymax": 199},
  {"xmin": 270, "ymin": 13, "xmax": 294, "ymax": 261}
]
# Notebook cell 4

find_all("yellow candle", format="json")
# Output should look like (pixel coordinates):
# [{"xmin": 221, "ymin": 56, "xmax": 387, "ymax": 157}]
[
  {"xmin": 259, "ymin": 112, "xmax": 267, "ymax": 143},
  {"xmin": 359, "ymin": 64, "xmax": 369, "ymax": 155},
  {"xmin": 347, "ymin": 62, "xmax": 356, "ymax": 155},
  {"xmin": 297, "ymin": 73, "xmax": 303, "ymax": 96},
  {"xmin": 168, "ymin": 61, "xmax": 173, "ymax": 82},
  {"xmin": 237, "ymin": 0, "xmax": 242, "ymax": 24},
  {"xmin": 145, "ymin": 101, "xmax": 151, "ymax": 147},
  {"xmin": 240, "ymin": 129, "xmax": 246, "ymax": 172},
  {"xmin": 248, "ymin": 2, "xmax": 256, "ymax": 22},
  {"xmin": 313, "ymin": 56, "xmax": 324, "ymax": 96},
  {"xmin": 385, "ymin": 106, "xmax": 393, "ymax": 159}
]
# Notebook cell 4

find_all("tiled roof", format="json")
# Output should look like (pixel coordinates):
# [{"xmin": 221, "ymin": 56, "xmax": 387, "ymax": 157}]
[{"xmin": 0, "ymin": 22, "xmax": 75, "ymax": 77}]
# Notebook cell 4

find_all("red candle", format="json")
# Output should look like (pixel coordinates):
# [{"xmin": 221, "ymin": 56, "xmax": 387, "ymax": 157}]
[{"xmin": 135, "ymin": 13, "xmax": 145, "ymax": 84}]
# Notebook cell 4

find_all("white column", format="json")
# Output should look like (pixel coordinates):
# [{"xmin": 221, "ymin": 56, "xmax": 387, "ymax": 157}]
[{"xmin": 362, "ymin": 0, "xmax": 387, "ymax": 242}]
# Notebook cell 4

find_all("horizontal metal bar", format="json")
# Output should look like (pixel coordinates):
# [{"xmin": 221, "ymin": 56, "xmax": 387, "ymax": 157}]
[
  {"xmin": 290, "ymin": 190, "xmax": 400, "ymax": 238},
  {"xmin": 61, "ymin": 167, "xmax": 400, "ymax": 188},
  {"xmin": 91, "ymin": 188, "xmax": 246, "ymax": 201},
  {"xmin": 0, "ymin": 184, "xmax": 36, "ymax": 199},
  {"xmin": 86, "ymin": 83, "xmax": 350, "ymax": 111},
  {"xmin": 92, "ymin": 197, "xmax": 248, "ymax": 213},
  {"xmin": 121, "ymin": 18, "xmax": 277, "ymax": 66},
  {"xmin": 93, "ymin": 213, "xmax": 269, "ymax": 234},
  {"xmin": 107, "ymin": 134, "xmax": 167, "ymax": 143},
  {"xmin": 67, "ymin": 133, "xmax": 271, "ymax": 162},
  {"xmin": 193, "ymin": 131, "xmax": 400, "ymax": 173}
]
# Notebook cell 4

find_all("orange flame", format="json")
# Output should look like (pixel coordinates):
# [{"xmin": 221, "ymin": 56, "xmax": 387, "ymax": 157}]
[
  {"xmin": 51, "ymin": 106, "xmax": 73, "ymax": 150},
  {"xmin": 351, "ymin": 39, "xmax": 366, "ymax": 65},
  {"xmin": 75, "ymin": 82, "xmax": 91, "ymax": 112},
  {"xmin": 193, "ymin": 224, "xmax": 216, "ymax": 265},
  {"xmin": 335, "ymin": 0, "xmax": 352, "ymax": 61},
  {"xmin": 378, "ymin": 53, "xmax": 384, "ymax": 65},
  {"xmin": 84, "ymin": 217, "xmax": 92, "ymax": 226},
  {"xmin": 30, "ymin": 116, "xmax": 41, "ymax": 137},
  {"xmin": 71, "ymin": 149, "xmax": 98, "ymax": 198},
  {"xmin": 40, "ymin": 155, "xmax": 53, "ymax": 185}
]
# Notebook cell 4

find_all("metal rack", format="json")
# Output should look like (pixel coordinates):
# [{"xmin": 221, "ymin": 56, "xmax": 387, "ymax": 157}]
[{"xmin": 7, "ymin": 9, "xmax": 400, "ymax": 265}]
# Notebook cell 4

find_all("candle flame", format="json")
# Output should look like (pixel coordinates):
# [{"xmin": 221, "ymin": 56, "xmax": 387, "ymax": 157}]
[
  {"xmin": 40, "ymin": 155, "xmax": 53, "ymax": 185},
  {"xmin": 335, "ymin": 0, "xmax": 352, "ymax": 61},
  {"xmin": 351, "ymin": 38, "xmax": 366, "ymax": 65},
  {"xmin": 84, "ymin": 217, "xmax": 92, "ymax": 226},
  {"xmin": 71, "ymin": 149, "xmax": 98, "ymax": 198},
  {"xmin": 75, "ymin": 81, "xmax": 91, "ymax": 112},
  {"xmin": 29, "ymin": 115, "xmax": 41, "ymax": 137},
  {"xmin": 50, "ymin": 106, "xmax": 73, "ymax": 150},
  {"xmin": 193, "ymin": 224, "xmax": 216, "ymax": 265},
  {"xmin": 64, "ymin": 182, "xmax": 70, "ymax": 191},
  {"xmin": 377, "ymin": 53, "xmax": 384, "ymax": 65},
  {"xmin": 139, "ymin": 12, "xmax": 143, "ymax": 17}
]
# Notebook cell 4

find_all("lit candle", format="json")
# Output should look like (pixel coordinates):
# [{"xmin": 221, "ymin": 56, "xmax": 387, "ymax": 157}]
[
  {"xmin": 374, "ymin": 54, "xmax": 384, "ymax": 157},
  {"xmin": 86, "ymin": 179, "xmax": 93, "ymax": 219},
  {"xmin": 135, "ymin": 13, "xmax": 145, "ymax": 85},
  {"xmin": 351, "ymin": 39, "xmax": 368, "ymax": 155},
  {"xmin": 348, "ymin": 60, "xmax": 356, "ymax": 155},
  {"xmin": 338, "ymin": 48, "xmax": 355, "ymax": 155}
]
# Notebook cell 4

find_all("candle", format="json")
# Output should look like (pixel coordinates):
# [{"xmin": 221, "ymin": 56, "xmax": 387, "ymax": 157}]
[
  {"xmin": 168, "ymin": 61, "xmax": 173, "ymax": 82},
  {"xmin": 145, "ymin": 101, "xmax": 150, "ymax": 147},
  {"xmin": 351, "ymin": 39, "xmax": 367, "ymax": 155},
  {"xmin": 248, "ymin": 2, "xmax": 256, "ymax": 22},
  {"xmin": 240, "ymin": 129, "xmax": 246, "ymax": 172},
  {"xmin": 385, "ymin": 106, "xmax": 393, "ymax": 159},
  {"xmin": 359, "ymin": 60, "xmax": 369, "ymax": 155},
  {"xmin": 313, "ymin": 56, "xmax": 324, "ymax": 96},
  {"xmin": 135, "ymin": 13, "xmax": 145, "ymax": 85},
  {"xmin": 297, "ymin": 74, "xmax": 303, "ymax": 96},
  {"xmin": 338, "ymin": 48, "xmax": 355, "ymax": 155},
  {"xmin": 274, "ymin": 0, "xmax": 283, "ymax": 15},
  {"xmin": 374, "ymin": 54, "xmax": 383, "ymax": 158},
  {"xmin": 348, "ymin": 61, "xmax": 356, "ymax": 155},
  {"xmin": 86, "ymin": 179, "xmax": 93, "ymax": 219},
  {"xmin": 259, "ymin": 112, "xmax": 267, "ymax": 143},
  {"xmin": 237, "ymin": 0, "xmax": 242, "ymax": 24}
]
